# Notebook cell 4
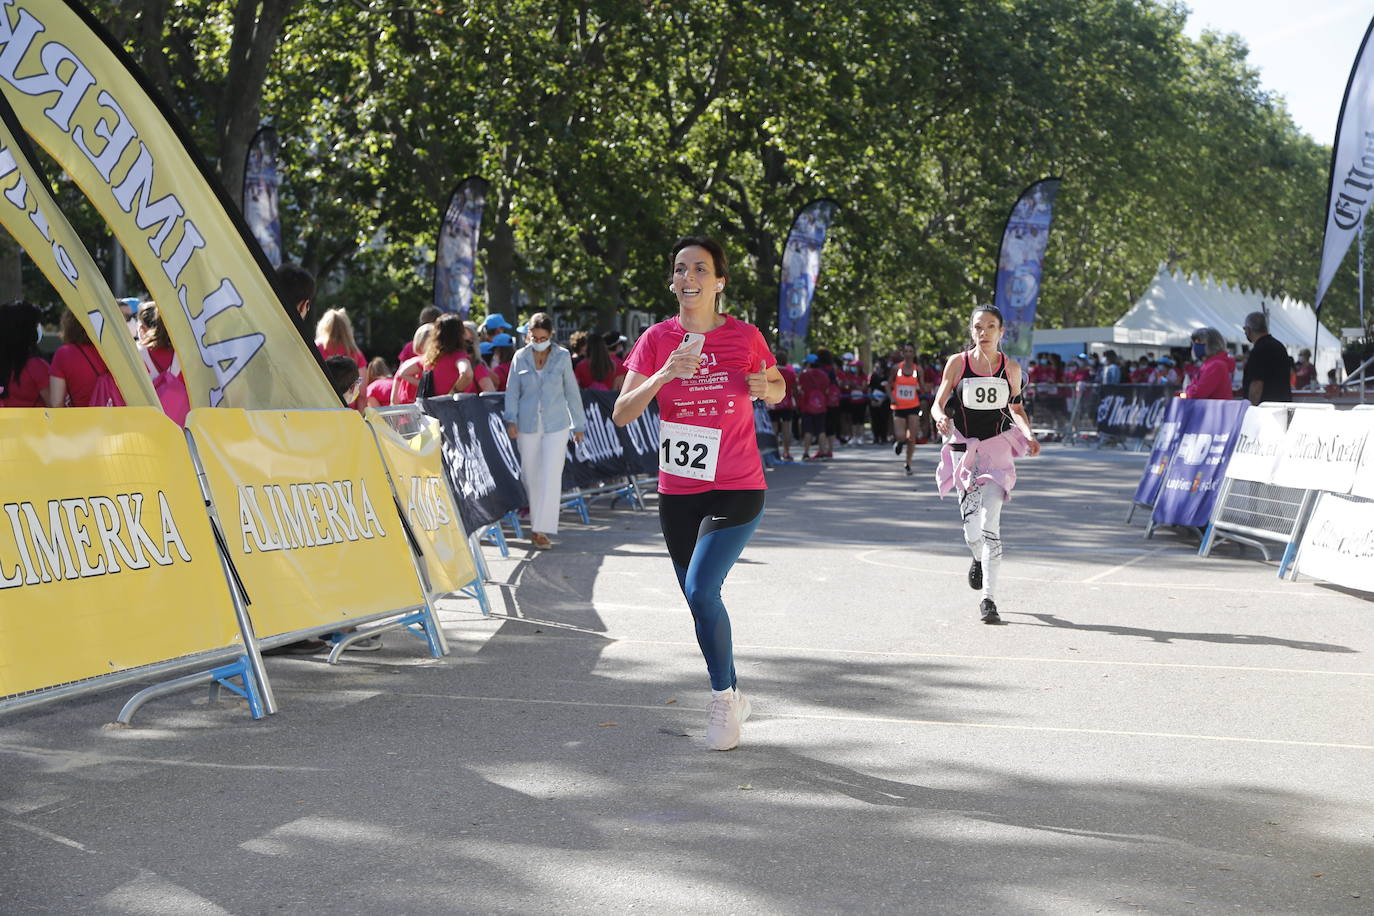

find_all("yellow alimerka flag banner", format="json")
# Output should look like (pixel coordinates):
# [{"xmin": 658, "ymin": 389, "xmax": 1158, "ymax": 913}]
[
  {"xmin": 186, "ymin": 409, "xmax": 426, "ymax": 638},
  {"xmin": 0, "ymin": 408, "xmax": 241, "ymax": 698},
  {"xmin": 366, "ymin": 411, "xmax": 477, "ymax": 595},
  {"xmin": 0, "ymin": 0, "xmax": 336, "ymax": 409},
  {"xmin": 0, "ymin": 93, "xmax": 156, "ymax": 406}
]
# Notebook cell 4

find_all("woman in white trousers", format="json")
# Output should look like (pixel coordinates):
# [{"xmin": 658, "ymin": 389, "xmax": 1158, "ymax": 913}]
[{"xmin": 503, "ymin": 312, "xmax": 586, "ymax": 548}]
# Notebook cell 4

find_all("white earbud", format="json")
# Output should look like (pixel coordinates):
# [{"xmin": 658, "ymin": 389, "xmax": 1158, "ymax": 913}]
[
  {"xmin": 716, "ymin": 282, "xmax": 724, "ymax": 291},
  {"xmin": 668, "ymin": 283, "xmax": 675, "ymax": 292}
]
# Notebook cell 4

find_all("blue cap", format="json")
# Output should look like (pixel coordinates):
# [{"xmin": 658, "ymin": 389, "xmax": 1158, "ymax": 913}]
[
  {"xmin": 491, "ymin": 332, "xmax": 514, "ymax": 347},
  {"xmin": 483, "ymin": 313, "xmax": 511, "ymax": 330},
  {"xmin": 516, "ymin": 323, "xmax": 527, "ymax": 335},
  {"xmin": 1158, "ymin": 357, "xmax": 1173, "ymax": 365},
  {"xmin": 478, "ymin": 341, "xmax": 494, "ymax": 355},
  {"xmin": 804, "ymin": 353, "xmax": 818, "ymax": 364},
  {"xmin": 117, "ymin": 297, "xmax": 139, "ymax": 311}
]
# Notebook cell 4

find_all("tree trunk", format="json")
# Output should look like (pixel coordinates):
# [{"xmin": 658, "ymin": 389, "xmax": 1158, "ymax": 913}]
[
  {"xmin": 482, "ymin": 214, "xmax": 517, "ymax": 318},
  {"xmin": 0, "ymin": 235, "xmax": 22, "ymax": 302},
  {"xmin": 217, "ymin": 0, "xmax": 294, "ymax": 205},
  {"xmin": 594, "ymin": 236, "xmax": 628, "ymax": 331}
]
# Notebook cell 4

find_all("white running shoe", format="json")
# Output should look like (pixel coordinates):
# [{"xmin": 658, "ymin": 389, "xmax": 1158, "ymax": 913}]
[{"xmin": 706, "ymin": 688, "xmax": 747, "ymax": 751}]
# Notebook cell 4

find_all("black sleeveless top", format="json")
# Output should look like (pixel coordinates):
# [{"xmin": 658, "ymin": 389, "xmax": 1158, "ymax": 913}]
[{"xmin": 946, "ymin": 351, "xmax": 1014, "ymax": 442}]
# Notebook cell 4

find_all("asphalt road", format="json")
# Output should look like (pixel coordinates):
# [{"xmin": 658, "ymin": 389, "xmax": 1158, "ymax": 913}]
[{"xmin": 2, "ymin": 442, "xmax": 1371, "ymax": 915}]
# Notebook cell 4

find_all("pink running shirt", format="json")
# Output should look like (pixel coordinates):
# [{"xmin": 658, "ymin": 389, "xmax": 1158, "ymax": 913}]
[{"xmin": 623, "ymin": 315, "xmax": 775, "ymax": 495}]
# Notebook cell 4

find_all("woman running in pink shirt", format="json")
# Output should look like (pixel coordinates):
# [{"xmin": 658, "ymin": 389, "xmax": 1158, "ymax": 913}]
[{"xmin": 614, "ymin": 236, "xmax": 786, "ymax": 751}]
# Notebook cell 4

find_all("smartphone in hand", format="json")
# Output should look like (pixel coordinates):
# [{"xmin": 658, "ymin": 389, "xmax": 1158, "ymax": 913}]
[{"xmin": 680, "ymin": 332, "xmax": 705, "ymax": 356}]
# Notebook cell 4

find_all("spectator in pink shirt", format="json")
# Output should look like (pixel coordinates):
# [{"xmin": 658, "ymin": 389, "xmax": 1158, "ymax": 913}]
[
  {"xmin": 49, "ymin": 308, "xmax": 113, "ymax": 407},
  {"xmin": 0, "ymin": 301, "xmax": 52, "ymax": 408},
  {"xmin": 1182, "ymin": 327, "xmax": 1235, "ymax": 400}
]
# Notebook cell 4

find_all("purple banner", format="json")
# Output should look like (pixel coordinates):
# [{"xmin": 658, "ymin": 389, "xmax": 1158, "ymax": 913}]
[
  {"xmin": 242, "ymin": 126, "xmax": 282, "ymax": 267},
  {"xmin": 1131, "ymin": 397, "xmax": 1184, "ymax": 507},
  {"xmin": 994, "ymin": 177, "xmax": 1061, "ymax": 361},
  {"xmin": 1150, "ymin": 399, "xmax": 1249, "ymax": 528},
  {"xmin": 777, "ymin": 199, "xmax": 838, "ymax": 364},
  {"xmin": 434, "ymin": 177, "xmax": 488, "ymax": 317}
]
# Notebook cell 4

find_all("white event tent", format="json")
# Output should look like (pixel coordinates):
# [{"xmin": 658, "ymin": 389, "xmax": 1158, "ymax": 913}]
[{"xmin": 1033, "ymin": 265, "xmax": 1344, "ymax": 380}]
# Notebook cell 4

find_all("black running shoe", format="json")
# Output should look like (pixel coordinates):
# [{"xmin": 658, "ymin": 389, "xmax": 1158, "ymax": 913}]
[
  {"xmin": 980, "ymin": 598, "xmax": 1001, "ymax": 624},
  {"xmin": 904, "ymin": 463, "xmax": 913, "ymax": 476},
  {"xmin": 968, "ymin": 559, "xmax": 983, "ymax": 591},
  {"xmin": 893, "ymin": 439, "xmax": 904, "ymax": 455}
]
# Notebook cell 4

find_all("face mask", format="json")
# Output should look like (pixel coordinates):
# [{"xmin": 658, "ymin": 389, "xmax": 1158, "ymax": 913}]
[
  {"xmin": 1192, "ymin": 342, "xmax": 1206, "ymax": 359},
  {"xmin": 530, "ymin": 339, "xmax": 552, "ymax": 352}
]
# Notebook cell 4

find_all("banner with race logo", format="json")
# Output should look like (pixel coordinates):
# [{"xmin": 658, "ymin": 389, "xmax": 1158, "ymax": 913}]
[
  {"xmin": 0, "ymin": 91, "xmax": 156, "ymax": 406},
  {"xmin": 434, "ymin": 177, "xmax": 487, "ymax": 318},
  {"xmin": 420, "ymin": 393, "xmax": 526, "ymax": 532},
  {"xmin": 1353, "ymin": 410, "xmax": 1374, "ymax": 499},
  {"xmin": 1130, "ymin": 397, "xmax": 1184, "ymax": 507},
  {"xmin": 1096, "ymin": 384, "xmax": 1171, "ymax": 440},
  {"xmin": 777, "ymin": 199, "xmax": 838, "ymax": 364},
  {"xmin": 1270, "ymin": 408, "xmax": 1370, "ymax": 494},
  {"xmin": 0, "ymin": 0, "xmax": 336, "ymax": 409},
  {"xmin": 0, "ymin": 408, "xmax": 241, "ymax": 697},
  {"xmin": 618, "ymin": 396, "xmax": 661, "ymax": 477},
  {"xmin": 1224, "ymin": 405, "xmax": 1291, "ymax": 484},
  {"xmin": 242, "ymin": 126, "xmax": 282, "ymax": 267},
  {"xmin": 365, "ymin": 411, "xmax": 476, "ymax": 595},
  {"xmin": 563, "ymin": 390, "xmax": 633, "ymax": 490},
  {"xmin": 1315, "ymin": 13, "xmax": 1374, "ymax": 312},
  {"xmin": 1150, "ymin": 399, "xmax": 1248, "ymax": 527},
  {"xmin": 996, "ymin": 177, "xmax": 1061, "ymax": 362},
  {"xmin": 1296, "ymin": 491, "xmax": 1374, "ymax": 593},
  {"xmin": 186, "ymin": 408, "xmax": 426, "ymax": 638}
]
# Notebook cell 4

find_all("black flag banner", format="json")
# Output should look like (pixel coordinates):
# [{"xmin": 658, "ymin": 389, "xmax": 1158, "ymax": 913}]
[
  {"xmin": 420, "ymin": 393, "xmax": 526, "ymax": 533},
  {"xmin": 564, "ymin": 391, "xmax": 661, "ymax": 489}
]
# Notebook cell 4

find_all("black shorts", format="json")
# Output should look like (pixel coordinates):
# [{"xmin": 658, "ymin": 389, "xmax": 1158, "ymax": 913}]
[
  {"xmin": 769, "ymin": 407, "xmax": 797, "ymax": 424},
  {"xmin": 892, "ymin": 406, "xmax": 923, "ymax": 419},
  {"xmin": 825, "ymin": 406, "xmax": 842, "ymax": 437},
  {"xmin": 800, "ymin": 412, "xmax": 826, "ymax": 436},
  {"xmin": 846, "ymin": 400, "xmax": 867, "ymax": 422}
]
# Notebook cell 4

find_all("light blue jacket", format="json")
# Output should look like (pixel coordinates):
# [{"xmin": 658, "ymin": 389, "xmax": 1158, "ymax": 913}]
[{"xmin": 503, "ymin": 344, "xmax": 586, "ymax": 435}]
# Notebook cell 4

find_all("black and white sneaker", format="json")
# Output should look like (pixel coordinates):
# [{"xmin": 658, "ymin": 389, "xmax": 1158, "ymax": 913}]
[
  {"xmin": 968, "ymin": 559, "xmax": 983, "ymax": 591},
  {"xmin": 893, "ymin": 439, "xmax": 904, "ymax": 455},
  {"xmin": 979, "ymin": 598, "xmax": 1001, "ymax": 624}
]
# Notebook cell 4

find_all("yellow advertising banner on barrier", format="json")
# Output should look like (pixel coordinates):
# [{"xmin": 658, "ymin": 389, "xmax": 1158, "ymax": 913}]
[
  {"xmin": 0, "ymin": 1, "xmax": 336, "ymax": 410},
  {"xmin": 185, "ymin": 409, "xmax": 425, "ymax": 638},
  {"xmin": 366, "ymin": 411, "xmax": 477, "ymax": 595},
  {"xmin": 0, "ymin": 408, "xmax": 240, "ymax": 698},
  {"xmin": 0, "ymin": 96, "xmax": 156, "ymax": 407}
]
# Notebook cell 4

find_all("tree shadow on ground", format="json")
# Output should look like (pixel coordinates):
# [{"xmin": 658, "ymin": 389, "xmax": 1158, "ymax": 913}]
[{"xmin": 1014, "ymin": 612, "xmax": 1359, "ymax": 653}]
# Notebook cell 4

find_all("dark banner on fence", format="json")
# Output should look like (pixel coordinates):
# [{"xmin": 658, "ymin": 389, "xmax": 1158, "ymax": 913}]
[
  {"xmin": 563, "ymin": 390, "xmax": 661, "ymax": 488},
  {"xmin": 420, "ymin": 393, "xmax": 526, "ymax": 533},
  {"xmin": 1150, "ymin": 399, "xmax": 1249, "ymax": 528},
  {"xmin": 1096, "ymin": 384, "xmax": 1175, "ymax": 439}
]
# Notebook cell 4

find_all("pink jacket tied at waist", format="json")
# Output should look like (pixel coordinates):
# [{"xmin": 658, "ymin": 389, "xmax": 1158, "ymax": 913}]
[{"xmin": 935, "ymin": 427, "xmax": 1030, "ymax": 498}]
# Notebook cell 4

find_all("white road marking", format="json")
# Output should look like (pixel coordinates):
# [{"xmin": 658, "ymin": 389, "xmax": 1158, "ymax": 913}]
[
  {"xmin": 276, "ymin": 689, "xmax": 1374, "ymax": 752},
  {"xmin": 460, "ymin": 613, "xmax": 1373, "ymax": 679},
  {"xmin": 853, "ymin": 548, "xmax": 1346, "ymax": 596},
  {"xmin": 1079, "ymin": 545, "xmax": 1171, "ymax": 583},
  {"xmin": 4, "ymin": 818, "xmax": 93, "ymax": 852}
]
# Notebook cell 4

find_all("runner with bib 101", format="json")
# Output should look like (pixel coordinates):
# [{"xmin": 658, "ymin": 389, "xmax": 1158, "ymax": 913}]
[{"xmin": 613, "ymin": 236, "xmax": 786, "ymax": 752}]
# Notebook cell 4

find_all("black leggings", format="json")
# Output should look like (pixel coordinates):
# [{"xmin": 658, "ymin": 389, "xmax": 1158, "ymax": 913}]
[{"xmin": 658, "ymin": 489, "xmax": 766, "ymax": 691}]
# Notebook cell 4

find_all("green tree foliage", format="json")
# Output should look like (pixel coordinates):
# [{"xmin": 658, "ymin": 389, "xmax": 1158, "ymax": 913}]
[{"xmin": 44, "ymin": 0, "xmax": 1364, "ymax": 358}]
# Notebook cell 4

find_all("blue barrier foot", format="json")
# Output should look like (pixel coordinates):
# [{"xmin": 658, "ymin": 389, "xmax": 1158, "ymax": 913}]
[{"xmin": 210, "ymin": 656, "xmax": 266, "ymax": 719}]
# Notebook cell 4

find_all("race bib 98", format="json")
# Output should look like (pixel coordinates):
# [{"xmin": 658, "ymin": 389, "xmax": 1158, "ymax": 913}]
[
  {"xmin": 959, "ymin": 376, "xmax": 1010, "ymax": 410},
  {"xmin": 659, "ymin": 420, "xmax": 722, "ymax": 482}
]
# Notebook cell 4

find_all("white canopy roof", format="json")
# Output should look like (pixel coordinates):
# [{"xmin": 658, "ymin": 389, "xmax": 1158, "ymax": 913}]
[{"xmin": 1033, "ymin": 265, "xmax": 1344, "ymax": 379}]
